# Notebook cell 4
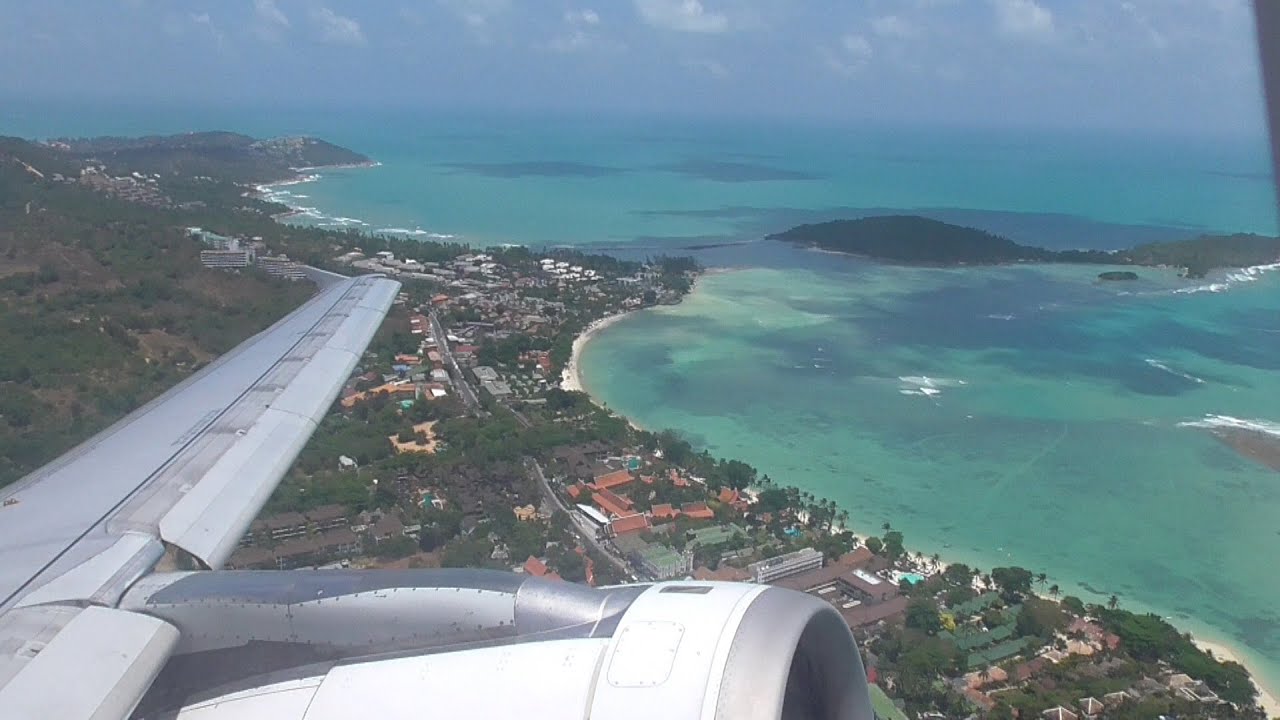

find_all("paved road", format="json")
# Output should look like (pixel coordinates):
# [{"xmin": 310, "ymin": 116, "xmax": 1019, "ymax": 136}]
[
  {"xmin": 429, "ymin": 310, "xmax": 480, "ymax": 414},
  {"xmin": 525, "ymin": 458, "xmax": 631, "ymax": 578}
]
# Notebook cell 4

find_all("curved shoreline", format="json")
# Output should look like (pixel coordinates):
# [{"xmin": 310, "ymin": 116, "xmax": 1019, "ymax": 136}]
[
  {"xmin": 559, "ymin": 311, "xmax": 636, "ymax": 394},
  {"xmin": 561, "ymin": 268, "xmax": 1280, "ymax": 716}
]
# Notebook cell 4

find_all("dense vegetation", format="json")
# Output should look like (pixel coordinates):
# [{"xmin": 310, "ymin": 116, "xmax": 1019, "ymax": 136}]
[
  {"xmin": 769, "ymin": 215, "xmax": 1280, "ymax": 278},
  {"xmin": 52, "ymin": 132, "xmax": 370, "ymax": 183},
  {"xmin": 0, "ymin": 139, "xmax": 315, "ymax": 486},
  {"xmin": 1096, "ymin": 608, "xmax": 1257, "ymax": 705}
]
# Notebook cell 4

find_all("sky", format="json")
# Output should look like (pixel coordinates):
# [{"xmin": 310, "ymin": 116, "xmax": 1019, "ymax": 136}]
[{"xmin": 1, "ymin": 0, "xmax": 1268, "ymax": 135}]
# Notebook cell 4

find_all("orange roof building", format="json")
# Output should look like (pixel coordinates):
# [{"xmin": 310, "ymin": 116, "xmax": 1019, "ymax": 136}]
[
  {"xmin": 718, "ymin": 488, "xmax": 740, "ymax": 505},
  {"xmin": 609, "ymin": 513, "xmax": 650, "ymax": 536},
  {"xmin": 341, "ymin": 382, "xmax": 418, "ymax": 408},
  {"xmin": 524, "ymin": 555, "xmax": 549, "ymax": 577},
  {"xmin": 590, "ymin": 469, "xmax": 633, "ymax": 491},
  {"xmin": 593, "ymin": 489, "xmax": 633, "ymax": 518},
  {"xmin": 650, "ymin": 503, "xmax": 678, "ymax": 521},
  {"xmin": 680, "ymin": 502, "xmax": 714, "ymax": 521},
  {"xmin": 566, "ymin": 483, "xmax": 585, "ymax": 500}
]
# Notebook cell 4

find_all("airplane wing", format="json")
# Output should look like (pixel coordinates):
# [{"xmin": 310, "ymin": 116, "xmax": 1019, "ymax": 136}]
[
  {"xmin": 0, "ymin": 272, "xmax": 401, "ymax": 718},
  {"xmin": 0, "ymin": 270, "xmax": 873, "ymax": 720}
]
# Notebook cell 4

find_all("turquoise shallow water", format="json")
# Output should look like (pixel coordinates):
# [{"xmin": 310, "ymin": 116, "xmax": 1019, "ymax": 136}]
[
  {"xmin": 580, "ymin": 258, "xmax": 1280, "ymax": 692},
  {"xmin": 5, "ymin": 105, "xmax": 1278, "ymax": 691}
]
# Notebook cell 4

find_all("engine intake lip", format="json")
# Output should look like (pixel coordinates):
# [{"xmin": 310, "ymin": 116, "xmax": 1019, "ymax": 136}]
[{"xmin": 712, "ymin": 586, "xmax": 872, "ymax": 720}]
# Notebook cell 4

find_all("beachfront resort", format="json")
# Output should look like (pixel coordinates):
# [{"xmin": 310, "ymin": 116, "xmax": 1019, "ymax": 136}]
[{"xmin": 203, "ymin": 226, "xmax": 1273, "ymax": 720}]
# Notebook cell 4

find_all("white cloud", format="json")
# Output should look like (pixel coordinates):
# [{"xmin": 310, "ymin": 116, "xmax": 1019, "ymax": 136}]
[
  {"xmin": 824, "ymin": 32, "xmax": 873, "ymax": 76},
  {"xmin": 569, "ymin": 9, "xmax": 600, "ymax": 26},
  {"xmin": 310, "ymin": 7, "xmax": 366, "ymax": 46},
  {"xmin": 992, "ymin": 0, "xmax": 1054, "ymax": 38},
  {"xmin": 683, "ymin": 58, "xmax": 729, "ymax": 78},
  {"xmin": 871, "ymin": 15, "xmax": 918, "ymax": 39},
  {"xmin": 634, "ymin": 0, "xmax": 729, "ymax": 34},
  {"xmin": 548, "ymin": 8, "xmax": 606, "ymax": 53},
  {"xmin": 188, "ymin": 11, "xmax": 227, "ymax": 47},
  {"xmin": 252, "ymin": 0, "xmax": 289, "ymax": 41},
  {"xmin": 438, "ymin": 0, "xmax": 509, "ymax": 29}
]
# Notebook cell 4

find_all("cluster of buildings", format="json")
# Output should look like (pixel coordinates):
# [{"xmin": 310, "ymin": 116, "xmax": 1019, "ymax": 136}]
[
  {"xmin": 959, "ymin": 661, "xmax": 1224, "ymax": 717},
  {"xmin": 537, "ymin": 257, "xmax": 599, "ymax": 283},
  {"xmin": 343, "ymin": 251, "xmax": 512, "ymax": 288},
  {"xmin": 228, "ymin": 504, "xmax": 420, "ymax": 570},
  {"xmin": 189, "ymin": 228, "xmax": 306, "ymax": 280},
  {"xmin": 75, "ymin": 166, "xmax": 171, "ymax": 207}
]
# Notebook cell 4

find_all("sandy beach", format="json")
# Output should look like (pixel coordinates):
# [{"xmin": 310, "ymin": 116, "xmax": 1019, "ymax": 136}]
[
  {"xmin": 559, "ymin": 311, "xmax": 634, "ymax": 393},
  {"xmin": 557, "ymin": 269, "xmax": 1280, "ymax": 718},
  {"xmin": 1192, "ymin": 637, "xmax": 1280, "ymax": 717}
]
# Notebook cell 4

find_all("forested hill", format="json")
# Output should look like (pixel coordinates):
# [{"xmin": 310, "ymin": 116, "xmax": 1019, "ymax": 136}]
[
  {"xmin": 769, "ymin": 215, "xmax": 1280, "ymax": 277},
  {"xmin": 0, "ymin": 138, "xmax": 314, "ymax": 487},
  {"xmin": 47, "ymin": 132, "xmax": 370, "ymax": 184},
  {"xmin": 770, "ymin": 215, "xmax": 1050, "ymax": 264}
]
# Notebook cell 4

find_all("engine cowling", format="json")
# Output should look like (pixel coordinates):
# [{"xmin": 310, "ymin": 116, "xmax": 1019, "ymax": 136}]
[{"xmin": 126, "ymin": 571, "xmax": 872, "ymax": 720}]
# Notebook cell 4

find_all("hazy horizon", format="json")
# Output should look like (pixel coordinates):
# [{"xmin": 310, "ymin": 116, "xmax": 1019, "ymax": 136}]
[{"xmin": 1, "ymin": 1, "xmax": 1267, "ymax": 137}]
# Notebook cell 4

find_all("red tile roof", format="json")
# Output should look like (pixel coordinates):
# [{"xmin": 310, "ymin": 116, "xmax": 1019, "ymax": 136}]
[
  {"xmin": 650, "ymin": 503, "xmax": 678, "ymax": 521},
  {"xmin": 590, "ymin": 469, "xmax": 633, "ymax": 491},
  {"xmin": 681, "ymin": 502, "xmax": 714, "ymax": 520},
  {"xmin": 524, "ymin": 555, "xmax": 549, "ymax": 577},
  {"xmin": 964, "ymin": 688, "xmax": 995, "ymax": 711},
  {"xmin": 610, "ymin": 513, "xmax": 650, "ymax": 535},
  {"xmin": 593, "ymin": 490, "xmax": 632, "ymax": 518},
  {"xmin": 596, "ymin": 488, "xmax": 632, "ymax": 510},
  {"xmin": 566, "ymin": 483, "xmax": 584, "ymax": 499},
  {"xmin": 718, "ymin": 488, "xmax": 740, "ymax": 504}
]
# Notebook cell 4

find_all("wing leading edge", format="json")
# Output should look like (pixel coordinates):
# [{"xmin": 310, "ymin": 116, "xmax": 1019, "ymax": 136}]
[{"xmin": 0, "ymin": 273, "xmax": 399, "ymax": 720}]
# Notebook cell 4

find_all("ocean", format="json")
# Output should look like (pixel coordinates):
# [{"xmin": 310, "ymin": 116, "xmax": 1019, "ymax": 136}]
[{"xmin": 5, "ymin": 104, "xmax": 1278, "ymax": 692}]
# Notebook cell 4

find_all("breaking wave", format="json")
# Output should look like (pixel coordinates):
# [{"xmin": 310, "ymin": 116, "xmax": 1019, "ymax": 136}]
[
  {"xmin": 1144, "ymin": 358, "xmax": 1205, "ymax": 385},
  {"xmin": 898, "ymin": 375, "xmax": 966, "ymax": 398},
  {"xmin": 1177, "ymin": 414, "xmax": 1280, "ymax": 439}
]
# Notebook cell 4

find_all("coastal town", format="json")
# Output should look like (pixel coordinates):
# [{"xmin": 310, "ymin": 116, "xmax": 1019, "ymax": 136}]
[
  {"xmin": 2, "ymin": 127, "xmax": 1274, "ymax": 720},
  {"xmin": 199, "ymin": 225, "xmax": 1272, "ymax": 720}
]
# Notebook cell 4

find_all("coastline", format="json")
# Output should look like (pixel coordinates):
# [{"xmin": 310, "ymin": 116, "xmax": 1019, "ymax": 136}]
[
  {"xmin": 1193, "ymin": 637, "xmax": 1280, "ymax": 717},
  {"xmin": 558, "ymin": 267, "xmax": 1280, "ymax": 716},
  {"xmin": 560, "ymin": 268, "xmax": 730, "ymax": 398},
  {"xmin": 559, "ymin": 311, "xmax": 636, "ymax": 395}
]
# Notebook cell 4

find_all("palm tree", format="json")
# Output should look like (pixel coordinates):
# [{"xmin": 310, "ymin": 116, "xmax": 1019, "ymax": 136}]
[
  {"xmin": 1107, "ymin": 594, "xmax": 1119, "ymax": 610},
  {"xmin": 931, "ymin": 553, "xmax": 941, "ymax": 564},
  {"xmin": 881, "ymin": 521, "xmax": 892, "ymax": 532},
  {"xmin": 1036, "ymin": 572, "xmax": 1048, "ymax": 588},
  {"xmin": 1048, "ymin": 584, "xmax": 1060, "ymax": 599}
]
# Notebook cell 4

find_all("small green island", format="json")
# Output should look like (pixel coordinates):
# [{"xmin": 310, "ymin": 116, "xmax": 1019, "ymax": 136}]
[
  {"xmin": 1098, "ymin": 271, "xmax": 1139, "ymax": 281},
  {"xmin": 768, "ymin": 215, "xmax": 1280, "ymax": 278}
]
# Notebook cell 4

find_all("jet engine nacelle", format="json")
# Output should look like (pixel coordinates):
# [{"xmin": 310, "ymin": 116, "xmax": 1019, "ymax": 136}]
[{"xmin": 129, "ymin": 572, "xmax": 872, "ymax": 720}]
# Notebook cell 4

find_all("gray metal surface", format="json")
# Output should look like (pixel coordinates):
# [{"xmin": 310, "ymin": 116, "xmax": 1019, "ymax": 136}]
[
  {"xmin": 712, "ymin": 586, "xmax": 872, "ymax": 720},
  {"xmin": 123, "ymin": 569, "xmax": 649, "ymax": 715},
  {"xmin": 0, "ymin": 274, "xmax": 400, "ymax": 611}
]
